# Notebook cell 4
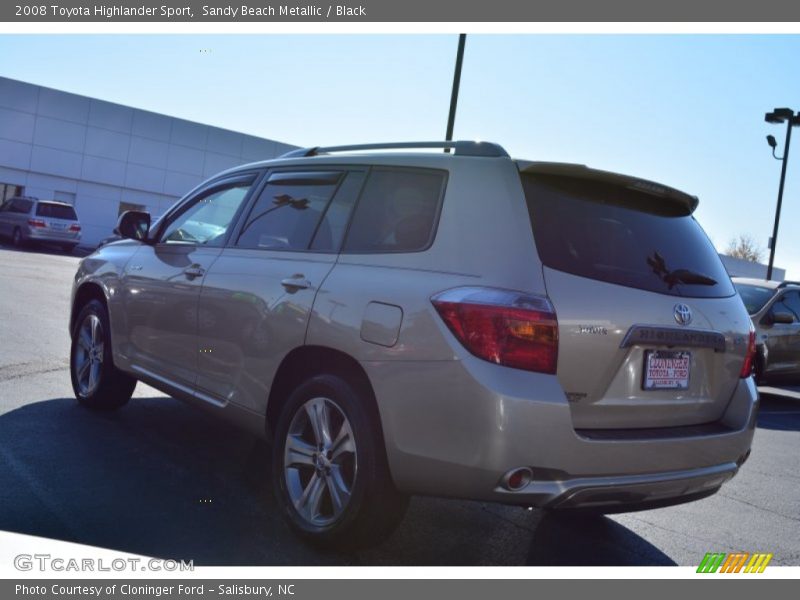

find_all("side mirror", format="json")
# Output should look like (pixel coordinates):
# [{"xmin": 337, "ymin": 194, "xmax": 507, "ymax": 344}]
[
  {"xmin": 772, "ymin": 311, "xmax": 795, "ymax": 325},
  {"xmin": 114, "ymin": 210, "xmax": 151, "ymax": 241}
]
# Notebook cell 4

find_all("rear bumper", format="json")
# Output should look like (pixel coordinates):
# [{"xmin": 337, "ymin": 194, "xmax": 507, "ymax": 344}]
[
  {"xmin": 366, "ymin": 356, "xmax": 757, "ymax": 511},
  {"xmin": 25, "ymin": 228, "xmax": 80, "ymax": 243},
  {"xmin": 496, "ymin": 461, "xmax": 739, "ymax": 511}
]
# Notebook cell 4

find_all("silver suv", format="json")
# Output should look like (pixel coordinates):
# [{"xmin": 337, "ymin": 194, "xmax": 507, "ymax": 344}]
[
  {"xmin": 68, "ymin": 141, "xmax": 758, "ymax": 546},
  {"xmin": 0, "ymin": 196, "xmax": 82, "ymax": 253}
]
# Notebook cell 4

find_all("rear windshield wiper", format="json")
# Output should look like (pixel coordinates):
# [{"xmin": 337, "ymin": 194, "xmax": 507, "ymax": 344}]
[{"xmin": 647, "ymin": 252, "xmax": 718, "ymax": 289}]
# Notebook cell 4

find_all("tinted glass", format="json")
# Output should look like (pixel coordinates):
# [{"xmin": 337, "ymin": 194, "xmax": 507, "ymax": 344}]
[
  {"xmin": 36, "ymin": 202, "xmax": 77, "ymax": 220},
  {"xmin": 11, "ymin": 199, "xmax": 32, "ymax": 214},
  {"xmin": 161, "ymin": 182, "xmax": 252, "ymax": 246},
  {"xmin": 237, "ymin": 172, "xmax": 341, "ymax": 251},
  {"xmin": 734, "ymin": 283, "xmax": 776, "ymax": 315},
  {"xmin": 522, "ymin": 174, "xmax": 734, "ymax": 298},
  {"xmin": 343, "ymin": 168, "xmax": 445, "ymax": 253},
  {"xmin": 310, "ymin": 171, "xmax": 364, "ymax": 252}
]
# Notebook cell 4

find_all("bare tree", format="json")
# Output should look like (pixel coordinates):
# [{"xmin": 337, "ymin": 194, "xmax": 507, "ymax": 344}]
[{"xmin": 726, "ymin": 234, "xmax": 764, "ymax": 263}]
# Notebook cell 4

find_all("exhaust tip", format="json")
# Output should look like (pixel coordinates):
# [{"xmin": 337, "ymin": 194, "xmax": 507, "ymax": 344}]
[{"xmin": 501, "ymin": 467, "xmax": 533, "ymax": 491}]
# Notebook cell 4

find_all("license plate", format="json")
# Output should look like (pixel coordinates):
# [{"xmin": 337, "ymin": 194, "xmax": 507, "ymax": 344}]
[
  {"xmin": 643, "ymin": 350, "xmax": 690, "ymax": 390},
  {"xmin": 51, "ymin": 223, "xmax": 65, "ymax": 230}
]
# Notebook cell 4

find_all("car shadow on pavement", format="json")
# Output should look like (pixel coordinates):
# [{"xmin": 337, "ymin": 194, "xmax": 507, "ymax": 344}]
[
  {"xmin": 0, "ymin": 396, "xmax": 674, "ymax": 566},
  {"xmin": 525, "ymin": 513, "xmax": 675, "ymax": 565},
  {"xmin": 757, "ymin": 389, "xmax": 800, "ymax": 432}
]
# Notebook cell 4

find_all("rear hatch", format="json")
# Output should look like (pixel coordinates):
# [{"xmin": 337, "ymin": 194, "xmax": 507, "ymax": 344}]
[
  {"xmin": 519, "ymin": 163, "xmax": 752, "ymax": 429},
  {"xmin": 34, "ymin": 202, "xmax": 79, "ymax": 236}
]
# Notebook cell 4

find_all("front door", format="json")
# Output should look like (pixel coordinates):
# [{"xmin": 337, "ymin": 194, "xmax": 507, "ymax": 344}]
[
  {"xmin": 121, "ymin": 173, "xmax": 259, "ymax": 389},
  {"xmin": 764, "ymin": 290, "xmax": 800, "ymax": 378}
]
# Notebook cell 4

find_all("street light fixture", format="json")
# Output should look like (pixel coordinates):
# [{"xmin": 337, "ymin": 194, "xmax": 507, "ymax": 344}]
[{"xmin": 764, "ymin": 107, "xmax": 800, "ymax": 281}]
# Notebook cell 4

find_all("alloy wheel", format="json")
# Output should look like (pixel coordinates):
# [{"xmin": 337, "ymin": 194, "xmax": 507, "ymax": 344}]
[
  {"xmin": 73, "ymin": 314, "xmax": 104, "ymax": 396},
  {"xmin": 283, "ymin": 397, "xmax": 357, "ymax": 527}
]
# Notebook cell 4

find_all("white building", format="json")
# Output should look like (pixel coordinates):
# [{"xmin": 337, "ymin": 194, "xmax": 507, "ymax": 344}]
[
  {"xmin": 719, "ymin": 254, "xmax": 785, "ymax": 281},
  {"xmin": 0, "ymin": 76, "xmax": 297, "ymax": 246}
]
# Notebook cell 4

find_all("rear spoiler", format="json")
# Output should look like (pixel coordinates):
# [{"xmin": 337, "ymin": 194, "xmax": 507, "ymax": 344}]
[{"xmin": 516, "ymin": 161, "xmax": 700, "ymax": 213}]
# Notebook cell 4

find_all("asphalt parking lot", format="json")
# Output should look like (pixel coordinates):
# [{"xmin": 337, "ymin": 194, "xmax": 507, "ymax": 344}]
[{"xmin": 0, "ymin": 244, "xmax": 798, "ymax": 566}]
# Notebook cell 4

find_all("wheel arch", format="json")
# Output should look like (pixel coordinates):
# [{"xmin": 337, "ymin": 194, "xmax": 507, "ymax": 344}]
[
  {"xmin": 266, "ymin": 346, "xmax": 386, "ymax": 450},
  {"xmin": 70, "ymin": 282, "xmax": 108, "ymax": 335}
]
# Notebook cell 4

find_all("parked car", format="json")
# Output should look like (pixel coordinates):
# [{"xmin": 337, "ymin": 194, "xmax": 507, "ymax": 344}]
[
  {"xmin": 68, "ymin": 141, "xmax": 758, "ymax": 547},
  {"xmin": 0, "ymin": 196, "xmax": 81, "ymax": 253},
  {"xmin": 733, "ymin": 277, "xmax": 800, "ymax": 384}
]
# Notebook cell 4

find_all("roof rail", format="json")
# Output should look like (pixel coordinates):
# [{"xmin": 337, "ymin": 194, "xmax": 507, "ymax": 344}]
[
  {"xmin": 777, "ymin": 280, "xmax": 800, "ymax": 288},
  {"xmin": 280, "ymin": 141, "xmax": 509, "ymax": 159}
]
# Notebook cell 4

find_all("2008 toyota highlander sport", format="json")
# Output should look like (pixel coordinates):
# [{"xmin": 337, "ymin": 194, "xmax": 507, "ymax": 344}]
[{"xmin": 68, "ymin": 141, "xmax": 758, "ymax": 546}]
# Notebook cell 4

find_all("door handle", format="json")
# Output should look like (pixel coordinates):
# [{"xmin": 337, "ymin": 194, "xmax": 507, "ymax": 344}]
[
  {"xmin": 281, "ymin": 274, "xmax": 312, "ymax": 291},
  {"xmin": 183, "ymin": 265, "xmax": 206, "ymax": 279}
]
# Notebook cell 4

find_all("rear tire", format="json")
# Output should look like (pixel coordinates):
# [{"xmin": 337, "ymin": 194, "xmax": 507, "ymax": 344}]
[
  {"xmin": 11, "ymin": 227, "xmax": 23, "ymax": 248},
  {"xmin": 272, "ymin": 374, "xmax": 408, "ymax": 548},
  {"xmin": 61, "ymin": 243, "xmax": 77, "ymax": 254},
  {"xmin": 70, "ymin": 299, "xmax": 136, "ymax": 411}
]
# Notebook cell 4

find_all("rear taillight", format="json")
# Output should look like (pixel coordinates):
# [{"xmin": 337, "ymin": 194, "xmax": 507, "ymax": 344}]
[
  {"xmin": 432, "ymin": 287, "xmax": 558, "ymax": 374},
  {"xmin": 740, "ymin": 323, "xmax": 757, "ymax": 378},
  {"xmin": 27, "ymin": 219, "xmax": 46, "ymax": 228},
  {"xmin": 69, "ymin": 223, "xmax": 81, "ymax": 232}
]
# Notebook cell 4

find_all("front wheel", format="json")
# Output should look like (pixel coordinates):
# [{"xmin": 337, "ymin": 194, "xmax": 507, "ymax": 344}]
[
  {"xmin": 272, "ymin": 374, "xmax": 408, "ymax": 548},
  {"xmin": 70, "ymin": 299, "xmax": 136, "ymax": 410}
]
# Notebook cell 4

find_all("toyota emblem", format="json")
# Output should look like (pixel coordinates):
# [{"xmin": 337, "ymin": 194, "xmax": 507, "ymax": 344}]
[{"xmin": 674, "ymin": 303, "xmax": 692, "ymax": 326}]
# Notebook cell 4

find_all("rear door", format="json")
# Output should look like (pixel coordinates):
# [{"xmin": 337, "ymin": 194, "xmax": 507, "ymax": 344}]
[
  {"xmin": 194, "ymin": 168, "xmax": 365, "ymax": 412},
  {"xmin": 520, "ymin": 167, "xmax": 752, "ymax": 429},
  {"xmin": 3, "ymin": 198, "xmax": 32, "ymax": 235}
]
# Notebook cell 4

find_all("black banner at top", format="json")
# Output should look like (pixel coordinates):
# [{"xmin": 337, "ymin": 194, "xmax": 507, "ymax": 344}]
[{"xmin": 3, "ymin": 0, "xmax": 800, "ymax": 22}]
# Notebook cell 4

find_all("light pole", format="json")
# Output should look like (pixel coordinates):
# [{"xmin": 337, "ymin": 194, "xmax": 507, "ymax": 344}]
[
  {"xmin": 444, "ymin": 34, "xmax": 466, "ymax": 153},
  {"xmin": 764, "ymin": 107, "xmax": 800, "ymax": 281}
]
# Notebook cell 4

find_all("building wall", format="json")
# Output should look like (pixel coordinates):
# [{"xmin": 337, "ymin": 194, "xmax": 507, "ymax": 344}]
[
  {"xmin": 719, "ymin": 254, "xmax": 785, "ymax": 281},
  {"xmin": 0, "ymin": 76, "xmax": 297, "ymax": 246}
]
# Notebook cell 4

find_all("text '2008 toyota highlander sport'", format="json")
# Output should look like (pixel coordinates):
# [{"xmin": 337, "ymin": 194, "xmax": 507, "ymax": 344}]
[{"xmin": 68, "ymin": 141, "xmax": 758, "ymax": 546}]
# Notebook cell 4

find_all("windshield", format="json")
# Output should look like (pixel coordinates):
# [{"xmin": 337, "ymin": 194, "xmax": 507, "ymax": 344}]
[
  {"xmin": 734, "ymin": 283, "xmax": 775, "ymax": 315},
  {"xmin": 521, "ymin": 173, "xmax": 734, "ymax": 298}
]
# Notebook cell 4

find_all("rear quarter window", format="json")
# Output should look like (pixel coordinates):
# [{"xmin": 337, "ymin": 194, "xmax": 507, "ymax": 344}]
[
  {"xmin": 522, "ymin": 174, "xmax": 734, "ymax": 298},
  {"xmin": 342, "ymin": 168, "xmax": 446, "ymax": 254}
]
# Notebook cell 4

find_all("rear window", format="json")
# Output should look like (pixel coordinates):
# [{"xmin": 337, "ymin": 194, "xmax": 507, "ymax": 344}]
[
  {"xmin": 36, "ymin": 203, "xmax": 77, "ymax": 220},
  {"xmin": 734, "ymin": 283, "xmax": 776, "ymax": 315},
  {"xmin": 522, "ymin": 174, "xmax": 734, "ymax": 298}
]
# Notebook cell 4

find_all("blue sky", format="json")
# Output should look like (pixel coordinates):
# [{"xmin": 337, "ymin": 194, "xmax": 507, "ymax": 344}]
[{"xmin": 1, "ymin": 34, "xmax": 799, "ymax": 276}]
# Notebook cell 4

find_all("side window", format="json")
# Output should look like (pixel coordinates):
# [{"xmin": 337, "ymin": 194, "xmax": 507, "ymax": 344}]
[
  {"xmin": 342, "ymin": 168, "xmax": 446, "ymax": 253},
  {"xmin": 11, "ymin": 199, "xmax": 32, "ymax": 214},
  {"xmin": 310, "ymin": 171, "xmax": 365, "ymax": 252},
  {"xmin": 160, "ymin": 180, "xmax": 253, "ymax": 246},
  {"xmin": 777, "ymin": 291, "xmax": 800, "ymax": 322},
  {"xmin": 236, "ymin": 171, "xmax": 344, "ymax": 251}
]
